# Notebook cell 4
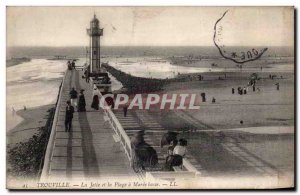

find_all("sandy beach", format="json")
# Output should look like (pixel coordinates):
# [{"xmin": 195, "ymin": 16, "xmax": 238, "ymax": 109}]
[
  {"xmin": 108, "ymin": 61, "xmax": 294, "ymax": 180},
  {"xmin": 7, "ymin": 104, "xmax": 55, "ymax": 146},
  {"xmin": 160, "ymin": 71, "xmax": 294, "ymax": 130}
]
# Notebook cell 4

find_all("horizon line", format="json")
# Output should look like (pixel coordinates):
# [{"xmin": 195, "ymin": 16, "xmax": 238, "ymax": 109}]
[{"xmin": 7, "ymin": 45, "xmax": 294, "ymax": 48}]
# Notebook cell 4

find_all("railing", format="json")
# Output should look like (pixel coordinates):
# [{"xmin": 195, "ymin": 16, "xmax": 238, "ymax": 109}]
[
  {"xmin": 103, "ymin": 105, "xmax": 133, "ymax": 163},
  {"xmin": 91, "ymin": 78, "xmax": 200, "ymax": 176},
  {"xmin": 92, "ymin": 82, "xmax": 133, "ymax": 165},
  {"xmin": 40, "ymin": 71, "xmax": 67, "ymax": 181}
]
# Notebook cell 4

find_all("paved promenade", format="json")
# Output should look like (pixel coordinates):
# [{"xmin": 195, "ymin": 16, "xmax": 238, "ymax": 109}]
[{"xmin": 45, "ymin": 69, "xmax": 138, "ymax": 181}]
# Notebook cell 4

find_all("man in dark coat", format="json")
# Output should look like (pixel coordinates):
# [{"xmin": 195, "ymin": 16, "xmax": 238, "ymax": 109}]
[
  {"xmin": 78, "ymin": 89, "xmax": 86, "ymax": 112},
  {"xmin": 65, "ymin": 100, "xmax": 74, "ymax": 132}
]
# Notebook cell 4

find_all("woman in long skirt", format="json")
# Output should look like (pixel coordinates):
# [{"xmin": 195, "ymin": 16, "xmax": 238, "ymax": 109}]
[{"xmin": 78, "ymin": 89, "xmax": 86, "ymax": 112}]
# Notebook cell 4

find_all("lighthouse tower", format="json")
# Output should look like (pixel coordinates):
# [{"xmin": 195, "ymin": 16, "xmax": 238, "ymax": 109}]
[{"xmin": 87, "ymin": 14, "xmax": 103, "ymax": 73}]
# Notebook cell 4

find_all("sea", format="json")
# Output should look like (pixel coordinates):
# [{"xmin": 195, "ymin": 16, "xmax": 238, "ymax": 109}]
[{"xmin": 6, "ymin": 46, "xmax": 294, "ymax": 131}]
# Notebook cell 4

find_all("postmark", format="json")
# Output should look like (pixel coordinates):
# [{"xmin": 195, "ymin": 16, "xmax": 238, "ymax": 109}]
[{"xmin": 213, "ymin": 10, "xmax": 268, "ymax": 64}]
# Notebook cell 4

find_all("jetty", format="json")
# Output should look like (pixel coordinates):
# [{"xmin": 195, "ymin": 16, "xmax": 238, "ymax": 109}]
[
  {"xmin": 40, "ymin": 66, "xmax": 202, "ymax": 182},
  {"xmin": 41, "ymin": 69, "xmax": 139, "ymax": 181}
]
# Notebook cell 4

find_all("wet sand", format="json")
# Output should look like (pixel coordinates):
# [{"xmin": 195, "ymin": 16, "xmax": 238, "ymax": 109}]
[{"xmin": 7, "ymin": 104, "xmax": 55, "ymax": 146}]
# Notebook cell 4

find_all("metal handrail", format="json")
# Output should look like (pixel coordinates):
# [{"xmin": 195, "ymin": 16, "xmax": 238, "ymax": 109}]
[{"xmin": 94, "ymin": 84, "xmax": 133, "ymax": 164}]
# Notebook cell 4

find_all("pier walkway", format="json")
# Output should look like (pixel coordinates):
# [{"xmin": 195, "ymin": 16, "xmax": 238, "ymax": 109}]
[{"xmin": 41, "ymin": 69, "xmax": 138, "ymax": 181}]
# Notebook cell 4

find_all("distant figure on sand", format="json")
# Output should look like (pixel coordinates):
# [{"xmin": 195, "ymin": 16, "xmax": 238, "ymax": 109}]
[
  {"xmin": 69, "ymin": 87, "xmax": 78, "ymax": 108},
  {"xmin": 212, "ymin": 97, "xmax": 216, "ymax": 103},
  {"xmin": 243, "ymin": 87, "xmax": 247, "ymax": 94},
  {"xmin": 23, "ymin": 106, "xmax": 26, "ymax": 110},
  {"xmin": 65, "ymin": 100, "xmax": 74, "ymax": 132},
  {"xmin": 201, "ymin": 93, "xmax": 206, "ymax": 102},
  {"xmin": 275, "ymin": 83, "xmax": 280, "ymax": 90},
  {"xmin": 123, "ymin": 104, "xmax": 128, "ymax": 117},
  {"xmin": 232, "ymin": 88, "xmax": 235, "ymax": 94},
  {"xmin": 78, "ymin": 89, "xmax": 86, "ymax": 112},
  {"xmin": 198, "ymin": 74, "xmax": 202, "ymax": 81},
  {"xmin": 238, "ymin": 87, "xmax": 242, "ymax": 95}
]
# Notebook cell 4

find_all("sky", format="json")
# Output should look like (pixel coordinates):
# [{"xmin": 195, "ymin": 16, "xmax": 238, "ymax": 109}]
[{"xmin": 6, "ymin": 6, "xmax": 294, "ymax": 47}]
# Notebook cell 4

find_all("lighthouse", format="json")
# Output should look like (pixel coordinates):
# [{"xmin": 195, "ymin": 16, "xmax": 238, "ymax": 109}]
[{"xmin": 87, "ymin": 14, "xmax": 103, "ymax": 73}]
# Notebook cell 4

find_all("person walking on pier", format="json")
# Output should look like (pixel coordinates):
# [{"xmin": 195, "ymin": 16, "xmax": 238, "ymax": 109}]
[
  {"xmin": 123, "ymin": 104, "xmax": 128, "ymax": 117},
  {"xmin": 84, "ymin": 69, "xmax": 90, "ymax": 83},
  {"xmin": 78, "ymin": 89, "xmax": 86, "ymax": 112},
  {"xmin": 91, "ymin": 87, "xmax": 100, "ymax": 110},
  {"xmin": 67, "ymin": 61, "xmax": 72, "ymax": 70},
  {"xmin": 71, "ymin": 60, "xmax": 76, "ymax": 70},
  {"xmin": 69, "ymin": 87, "xmax": 78, "ymax": 108},
  {"xmin": 65, "ymin": 100, "xmax": 74, "ymax": 132}
]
